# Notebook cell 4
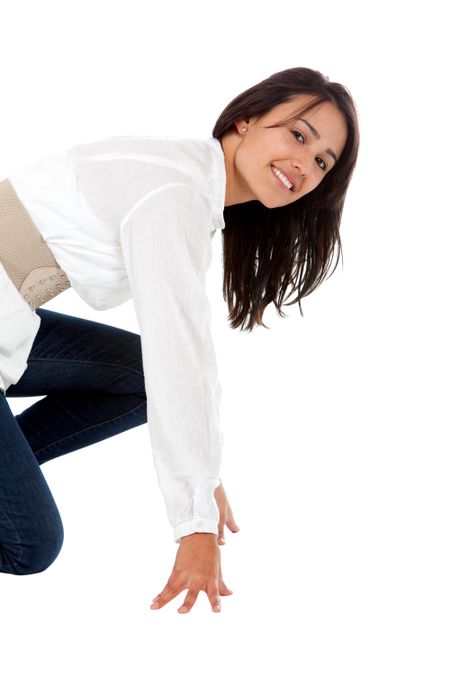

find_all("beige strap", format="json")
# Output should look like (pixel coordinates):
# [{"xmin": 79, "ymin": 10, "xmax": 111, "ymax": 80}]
[{"xmin": 0, "ymin": 177, "xmax": 71, "ymax": 310}]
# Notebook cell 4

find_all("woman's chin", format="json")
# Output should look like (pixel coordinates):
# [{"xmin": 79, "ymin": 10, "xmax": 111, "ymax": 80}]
[{"xmin": 258, "ymin": 195, "xmax": 289, "ymax": 209}]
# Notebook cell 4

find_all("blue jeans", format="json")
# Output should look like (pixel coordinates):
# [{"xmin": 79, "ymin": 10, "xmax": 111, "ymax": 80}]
[{"xmin": 0, "ymin": 307, "xmax": 147, "ymax": 575}]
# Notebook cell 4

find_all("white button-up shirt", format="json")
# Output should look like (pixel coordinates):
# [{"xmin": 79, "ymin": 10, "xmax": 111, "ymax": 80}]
[{"xmin": 0, "ymin": 134, "xmax": 227, "ymax": 543}]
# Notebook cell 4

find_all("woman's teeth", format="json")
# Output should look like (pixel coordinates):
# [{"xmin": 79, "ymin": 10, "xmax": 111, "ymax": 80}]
[{"xmin": 271, "ymin": 165, "xmax": 293, "ymax": 190}]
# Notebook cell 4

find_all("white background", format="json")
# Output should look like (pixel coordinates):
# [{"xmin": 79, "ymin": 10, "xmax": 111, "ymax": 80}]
[{"xmin": 1, "ymin": 0, "xmax": 449, "ymax": 673}]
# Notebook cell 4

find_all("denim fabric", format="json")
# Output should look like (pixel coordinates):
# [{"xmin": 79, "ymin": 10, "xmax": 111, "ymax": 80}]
[{"xmin": 0, "ymin": 307, "xmax": 147, "ymax": 575}]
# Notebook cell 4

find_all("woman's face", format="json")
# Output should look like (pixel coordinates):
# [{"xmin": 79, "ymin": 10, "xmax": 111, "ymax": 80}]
[{"xmin": 222, "ymin": 94, "xmax": 348, "ymax": 208}]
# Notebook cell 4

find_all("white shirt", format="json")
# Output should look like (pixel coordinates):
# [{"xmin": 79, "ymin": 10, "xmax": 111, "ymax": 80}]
[{"xmin": 0, "ymin": 134, "xmax": 227, "ymax": 543}]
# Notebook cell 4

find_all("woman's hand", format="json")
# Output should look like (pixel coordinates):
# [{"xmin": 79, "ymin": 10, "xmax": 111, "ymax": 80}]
[
  {"xmin": 150, "ymin": 533, "xmax": 233, "ymax": 613},
  {"xmin": 214, "ymin": 480, "xmax": 240, "ymax": 546}
]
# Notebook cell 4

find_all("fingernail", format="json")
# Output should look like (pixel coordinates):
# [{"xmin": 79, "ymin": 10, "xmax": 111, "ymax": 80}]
[{"xmin": 151, "ymin": 602, "xmax": 160, "ymax": 609}]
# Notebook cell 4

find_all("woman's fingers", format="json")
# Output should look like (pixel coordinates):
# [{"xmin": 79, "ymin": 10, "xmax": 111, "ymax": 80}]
[
  {"xmin": 152, "ymin": 586, "xmax": 224, "ymax": 613},
  {"xmin": 218, "ymin": 513, "xmax": 240, "ymax": 545},
  {"xmin": 207, "ymin": 584, "xmax": 222, "ymax": 612},
  {"xmin": 178, "ymin": 587, "xmax": 223, "ymax": 613},
  {"xmin": 228, "ymin": 519, "xmax": 240, "ymax": 533},
  {"xmin": 217, "ymin": 526, "xmax": 226, "ymax": 544},
  {"xmin": 150, "ymin": 576, "xmax": 182, "ymax": 609},
  {"xmin": 218, "ymin": 524, "xmax": 240, "ymax": 544},
  {"xmin": 152, "ymin": 589, "xmax": 232, "ymax": 612},
  {"xmin": 178, "ymin": 589, "xmax": 200, "ymax": 613},
  {"xmin": 150, "ymin": 589, "xmax": 177, "ymax": 609},
  {"xmin": 222, "ymin": 515, "xmax": 240, "ymax": 541},
  {"xmin": 218, "ymin": 578, "xmax": 234, "ymax": 596},
  {"xmin": 151, "ymin": 580, "xmax": 232, "ymax": 612},
  {"xmin": 214, "ymin": 482, "xmax": 241, "ymax": 544},
  {"xmin": 227, "ymin": 506, "xmax": 240, "ymax": 531}
]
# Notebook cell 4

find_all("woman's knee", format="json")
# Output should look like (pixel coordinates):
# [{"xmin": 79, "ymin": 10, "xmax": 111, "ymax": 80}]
[{"xmin": 2, "ymin": 517, "xmax": 64, "ymax": 575}]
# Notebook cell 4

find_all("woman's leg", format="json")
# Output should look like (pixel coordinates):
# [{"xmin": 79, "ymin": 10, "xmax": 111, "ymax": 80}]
[
  {"xmin": 0, "ymin": 392, "xmax": 65, "ymax": 574},
  {"xmin": 1, "ymin": 308, "xmax": 147, "ymax": 575},
  {"xmin": 7, "ymin": 307, "xmax": 147, "ymax": 465}
]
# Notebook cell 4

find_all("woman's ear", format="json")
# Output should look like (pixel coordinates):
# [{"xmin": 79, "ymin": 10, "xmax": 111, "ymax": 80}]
[{"xmin": 234, "ymin": 119, "xmax": 251, "ymax": 134}]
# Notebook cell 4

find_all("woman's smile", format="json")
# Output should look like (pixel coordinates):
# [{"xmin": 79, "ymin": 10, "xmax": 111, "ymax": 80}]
[{"xmin": 271, "ymin": 165, "xmax": 294, "ymax": 191}]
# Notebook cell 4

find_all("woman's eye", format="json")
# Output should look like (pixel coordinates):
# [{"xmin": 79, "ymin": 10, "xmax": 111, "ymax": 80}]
[
  {"xmin": 291, "ymin": 130, "xmax": 305, "ymax": 143},
  {"xmin": 291, "ymin": 129, "xmax": 327, "ymax": 172}
]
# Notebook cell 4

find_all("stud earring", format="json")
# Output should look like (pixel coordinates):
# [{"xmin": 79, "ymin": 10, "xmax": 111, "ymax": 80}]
[{"xmin": 240, "ymin": 127, "xmax": 247, "ymax": 132}]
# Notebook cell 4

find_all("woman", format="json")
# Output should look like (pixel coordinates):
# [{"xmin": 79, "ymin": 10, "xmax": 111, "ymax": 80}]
[{"xmin": 0, "ymin": 66, "xmax": 359, "ymax": 613}]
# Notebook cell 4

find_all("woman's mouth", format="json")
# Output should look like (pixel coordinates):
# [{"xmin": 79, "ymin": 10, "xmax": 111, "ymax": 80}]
[{"xmin": 271, "ymin": 165, "xmax": 294, "ymax": 191}]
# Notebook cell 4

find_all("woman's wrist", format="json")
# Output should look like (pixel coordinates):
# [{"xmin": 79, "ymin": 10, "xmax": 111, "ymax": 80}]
[{"xmin": 180, "ymin": 532, "xmax": 217, "ymax": 543}]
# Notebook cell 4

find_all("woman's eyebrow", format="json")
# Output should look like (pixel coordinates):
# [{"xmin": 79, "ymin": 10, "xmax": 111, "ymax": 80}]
[{"xmin": 296, "ymin": 117, "xmax": 338, "ymax": 163}]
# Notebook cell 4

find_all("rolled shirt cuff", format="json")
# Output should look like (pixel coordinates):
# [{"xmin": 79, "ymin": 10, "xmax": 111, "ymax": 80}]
[
  {"xmin": 172, "ymin": 477, "xmax": 221, "ymax": 544},
  {"xmin": 173, "ymin": 517, "xmax": 220, "ymax": 544}
]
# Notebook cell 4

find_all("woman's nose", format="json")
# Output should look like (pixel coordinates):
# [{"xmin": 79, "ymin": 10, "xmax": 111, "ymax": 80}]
[
  {"xmin": 293, "ymin": 152, "xmax": 312, "ymax": 173},
  {"xmin": 292, "ymin": 161, "xmax": 308, "ymax": 181}
]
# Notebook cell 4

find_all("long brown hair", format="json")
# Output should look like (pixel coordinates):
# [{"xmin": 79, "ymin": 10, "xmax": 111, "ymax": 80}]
[{"xmin": 212, "ymin": 66, "xmax": 360, "ymax": 331}]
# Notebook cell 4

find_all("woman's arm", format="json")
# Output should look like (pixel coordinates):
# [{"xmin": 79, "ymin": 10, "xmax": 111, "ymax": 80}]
[
  {"xmin": 119, "ymin": 182, "xmax": 224, "ymax": 544},
  {"xmin": 120, "ymin": 182, "xmax": 236, "ymax": 613}
]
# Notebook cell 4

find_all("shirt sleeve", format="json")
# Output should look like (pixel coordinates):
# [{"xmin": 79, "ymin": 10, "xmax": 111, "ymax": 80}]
[{"xmin": 119, "ymin": 183, "xmax": 223, "ymax": 544}]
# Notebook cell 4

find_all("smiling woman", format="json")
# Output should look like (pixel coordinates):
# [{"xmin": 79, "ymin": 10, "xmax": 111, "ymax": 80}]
[
  {"xmin": 0, "ymin": 65, "xmax": 359, "ymax": 617},
  {"xmin": 221, "ymin": 95, "xmax": 347, "ymax": 206},
  {"xmin": 213, "ymin": 66, "xmax": 360, "ymax": 330}
]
